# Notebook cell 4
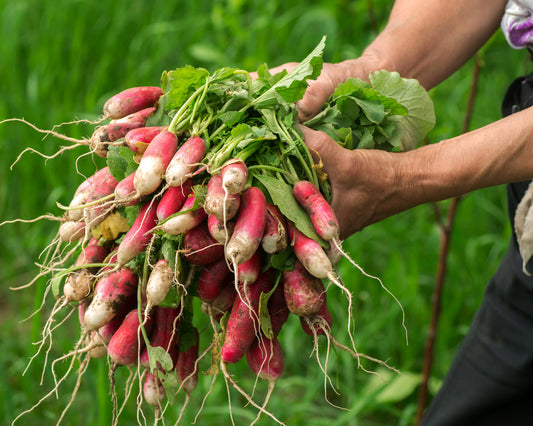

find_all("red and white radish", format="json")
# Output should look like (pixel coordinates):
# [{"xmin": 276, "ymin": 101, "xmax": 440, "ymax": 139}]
[
  {"xmin": 261, "ymin": 203, "xmax": 288, "ymax": 254},
  {"xmin": 103, "ymin": 86, "xmax": 163, "ymax": 120},
  {"xmin": 158, "ymin": 193, "xmax": 206, "ymax": 236},
  {"xmin": 182, "ymin": 222, "xmax": 224, "ymax": 266},
  {"xmin": 165, "ymin": 136, "xmax": 207, "ymax": 187},
  {"xmin": 156, "ymin": 179, "xmax": 194, "ymax": 222},
  {"xmin": 221, "ymin": 160, "xmax": 248, "ymax": 195},
  {"xmin": 203, "ymin": 173, "xmax": 241, "ymax": 222}
]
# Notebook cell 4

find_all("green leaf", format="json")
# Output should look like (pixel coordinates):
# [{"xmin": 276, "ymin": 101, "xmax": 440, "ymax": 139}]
[
  {"xmin": 376, "ymin": 371, "xmax": 422, "ymax": 403},
  {"xmin": 148, "ymin": 345, "xmax": 174, "ymax": 372},
  {"xmin": 106, "ymin": 145, "xmax": 137, "ymax": 182},
  {"xmin": 252, "ymin": 36, "xmax": 326, "ymax": 108},
  {"xmin": 369, "ymin": 70, "xmax": 435, "ymax": 150},
  {"xmin": 163, "ymin": 65, "xmax": 210, "ymax": 111}
]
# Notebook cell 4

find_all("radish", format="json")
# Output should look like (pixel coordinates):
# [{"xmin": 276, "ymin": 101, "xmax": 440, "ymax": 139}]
[
  {"xmin": 246, "ymin": 336, "xmax": 284, "ymax": 381},
  {"xmin": 287, "ymin": 221, "xmax": 333, "ymax": 280},
  {"xmin": 204, "ymin": 173, "xmax": 241, "ymax": 222},
  {"xmin": 83, "ymin": 264, "xmax": 138, "ymax": 331},
  {"xmin": 158, "ymin": 193, "xmax": 206, "ymax": 236},
  {"xmin": 108, "ymin": 308, "xmax": 153, "ymax": 365},
  {"xmin": 300, "ymin": 292, "xmax": 332, "ymax": 336},
  {"xmin": 267, "ymin": 281, "xmax": 289, "ymax": 337},
  {"xmin": 124, "ymin": 126, "xmax": 166, "ymax": 154},
  {"xmin": 176, "ymin": 327, "xmax": 199, "ymax": 395},
  {"xmin": 140, "ymin": 305, "xmax": 180, "ymax": 369},
  {"xmin": 114, "ymin": 171, "xmax": 141, "ymax": 207},
  {"xmin": 293, "ymin": 180, "xmax": 339, "ymax": 242},
  {"xmin": 225, "ymin": 186, "xmax": 267, "ymax": 265},
  {"xmin": 201, "ymin": 278, "xmax": 237, "ymax": 321},
  {"xmin": 237, "ymin": 250, "xmax": 262, "ymax": 286},
  {"xmin": 165, "ymin": 136, "xmax": 207, "ymax": 187},
  {"xmin": 196, "ymin": 258, "xmax": 231, "ymax": 303},
  {"xmin": 84, "ymin": 167, "xmax": 119, "ymax": 229},
  {"xmin": 143, "ymin": 371, "xmax": 166, "ymax": 407},
  {"xmin": 103, "ymin": 86, "xmax": 163, "ymax": 120},
  {"xmin": 221, "ymin": 160, "xmax": 248, "ymax": 195},
  {"xmin": 182, "ymin": 222, "xmax": 224, "ymax": 265},
  {"xmin": 59, "ymin": 220, "xmax": 86, "ymax": 243},
  {"xmin": 116, "ymin": 200, "xmax": 158, "ymax": 266},
  {"xmin": 207, "ymin": 214, "xmax": 234, "ymax": 244},
  {"xmin": 90, "ymin": 121, "xmax": 145, "ymax": 158},
  {"xmin": 261, "ymin": 203, "xmax": 288, "ymax": 254},
  {"xmin": 156, "ymin": 179, "xmax": 194, "ymax": 222},
  {"xmin": 134, "ymin": 130, "xmax": 178, "ymax": 196},
  {"xmin": 63, "ymin": 240, "xmax": 109, "ymax": 301},
  {"xmin": 66, "ymin": 167, "xmax": 112, "ymax": 221},
  {"xmin": 110, "ymin": 106, "xmax": 155, "ymax": 125},
  {"xmin": 145, "ymin": 259, "xmax": 175, "ymax": 312},
  {"xmin": 283, "ymin": 259, "xmax": 325, "ymax": 317},
  {"xmin": 221, "ymin": 270, "xmax": 273, "ymax": 364}
]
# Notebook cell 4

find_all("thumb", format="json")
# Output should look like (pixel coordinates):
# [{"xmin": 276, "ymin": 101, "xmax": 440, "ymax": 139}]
[{"xmin": 298, "ymin": 125, "xmax": 342, "ymax": 168}]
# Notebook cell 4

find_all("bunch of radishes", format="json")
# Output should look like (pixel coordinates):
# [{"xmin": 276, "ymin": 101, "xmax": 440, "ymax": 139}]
[{"xmin": 15, "ymin": 38, "xmax": 434, "ymax": 424}]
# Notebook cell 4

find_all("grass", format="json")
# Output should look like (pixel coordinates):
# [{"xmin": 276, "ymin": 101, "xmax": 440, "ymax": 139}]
[{"xmin": 0, "ymin": 0, "xmax": 527, "ymax": 424}]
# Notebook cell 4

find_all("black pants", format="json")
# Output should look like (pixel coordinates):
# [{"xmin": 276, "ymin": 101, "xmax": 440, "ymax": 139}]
[{"xmin": 420, "ymin": 74, "xmax": 533, "ymax": 425}]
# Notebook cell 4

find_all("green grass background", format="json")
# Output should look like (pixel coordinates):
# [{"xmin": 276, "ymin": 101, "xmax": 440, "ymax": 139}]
[{"xmin": 0, "ymin": 0, "xmax": 528, "ymax": 425}]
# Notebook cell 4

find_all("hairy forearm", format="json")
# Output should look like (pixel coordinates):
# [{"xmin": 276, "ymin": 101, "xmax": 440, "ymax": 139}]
[
  {"xmin": 398, "ymin": 106, "xmax": 533, "ymax": 204},
  {"xmin": 359, "ymin": 0, "xmax": 508, "ymax": 89}
]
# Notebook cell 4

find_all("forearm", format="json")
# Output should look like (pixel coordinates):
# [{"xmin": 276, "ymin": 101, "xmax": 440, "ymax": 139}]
[
  {"xmin": 398, "ymin": 106, "xmax": 533, "ymax": 204},
  {"xmin": 358, "ymin": 0, "xmax": 507, "ymax": 89}
]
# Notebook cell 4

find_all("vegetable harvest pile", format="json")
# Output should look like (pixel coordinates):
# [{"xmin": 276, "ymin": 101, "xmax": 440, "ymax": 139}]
[{"xmin": 9, "ymin": 38, "xmax": 435, "ymax": 424}]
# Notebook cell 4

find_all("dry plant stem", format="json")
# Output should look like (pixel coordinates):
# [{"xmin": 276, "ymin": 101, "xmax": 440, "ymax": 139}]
[{"xmin": 415, "ymin": 53, "xmax": 481, "ymax": 425}]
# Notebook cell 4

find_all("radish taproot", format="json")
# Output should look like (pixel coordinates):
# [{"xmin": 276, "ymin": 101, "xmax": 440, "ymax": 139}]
[
  {"xmin": 158, "ymin": 193, "xmax": 206, "ymax": 236},
  {"xmin": 221, "ymin": 160, "xmax": 248, "ymax": 195},
  {"xmin": 116, "ymin": 200, "xmax": 159, "ymax": 266},
  {"xmin": 165, "ymin": 135, "xmax": 207, "ymax": 187},
  {"xmin": 108, "ymin": 308, "xmax": 153, "ymax": 365},
  {"xmin": 204, "ymin": 173, "xmax": 241, "ymax": 222},
  {"xmin": 293, "ymin": 180, "xmax": 339, "ymax": 242},
  {"xmin": 156, "ymin": 179, "xmax": 193, "ymax": 222},
  {"xmin": 83, "ymin": 263, "xmax": 138, "ymax": 331},
  {"xmin": 225, "ymin": 186, "xmax": 267, "ymax": 265},
  {"xmin": 283, "ymin": 259, "xmax": 325, "ymax": 317},
  {"xmin": 221, "ymin": 270, "xmax": 273, "ymax": 364},
  {"xmin": 134, "ymin": 130, "xmax": 178, "ymax": 196},
  {"xmin": 103, "ymin": 86, "xmax": 163, "ymax": 120},
  {"xmin": 145, "ymin": 259, "xmax": 175, "ymax": 312},
  {"xmin": 182, "ymin": 222, "xmax": 224, "ymax": 266}
]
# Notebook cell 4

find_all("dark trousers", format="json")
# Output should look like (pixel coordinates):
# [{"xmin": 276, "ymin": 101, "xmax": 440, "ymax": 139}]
[{"xmin": 421, "ymin": 73, "xmax": 533, "ymax": 425}]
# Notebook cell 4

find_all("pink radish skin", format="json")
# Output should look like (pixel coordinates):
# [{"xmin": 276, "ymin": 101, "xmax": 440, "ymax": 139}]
[
  {"xmin": 225, "ymin": 186, "xmax": 267, "ymax": 265},
  {"xmin": 90, "ymin": 120, "xmax": 146, "ymax": 158},
  {"xmin": 165, "ymin": 136, "xmax": 207, "ymax": 187},
  {"xmin": 143, "ymin": 372, "xmax": 166, "ymax": 406},
  {"xmin": 283, "ymin": 259, "xmax": 325, "ymax": 317},
  {"xmin": 145, "ymin": 259, "xmax": 174, "ymax": 310},
  {"xmin": 134, "ymin": 130, "xmax": 178, "ymax": 196},
  {"xmin": 204, "ymin": 173, "xmax": 240, "ymax": 221},
  {"xmin": 116, "ymin": 200, "xmax": 159, "ymax": 266},
  {"xmin": 156, "ymin": 180, "xmax": 194, "ymax": 222},
  {"xmin": 110, "ymin": 106, "xmax": 155, "ymax": 125},
  {"xmin": 221, "ymin": 271, "xmax": 273, "ymax": 364},
  {"xmin": 293, "ymin": 180, "xmax": 339, "ymax": 241},
  {"xmin": 201, "ymin": 279, "xmax": 237, "ymax": 321},
  {"xmin": 159, "ymin": 194, "xmax": 206, "ymax": 236},
  {"xmin": 124, "ymin": 126, "xmax": 165, "ymax": 154},
  {"xmin": 182, "ymin": 222, "xmax": 224, "ymax": 265},
  {"xmin": 108, "ymin": 308, "xmax": 153, "ymax": 365},
  {"xmin": 63, "ymin": 241, "xmax": 109, "ymax": 301},
  {"xmin": 85, "ymin": 167, "xmax": 119, "ymax": 228},
  {"xmin": 246, "ymin": 336, "xmax": 284, "ymax": 381},
  {"xmin": 196, "ymin": 258, "xmax": 231, "ymax": 303},
  {"xmin": 140, "ymin": 306, "xmax": 180, "ymax": 369},
  {"xmin": 176, "ymin": 327, "xmax": 200, "ymax": 394},
  {"xmin": 287, "ymin": 222, "xmax": 333, "ymax": 280},
  {"xmin": 83, "ymin": 265, "xmax": 138, "ymax": 331},
  {"xmin": 114, "ymin": 171, "xmax": 141, "ymax": 206},
  {"xmin": 103, "ymin": 86, "xmax": 163, "ymax": 120},
  {"xmin": 268, "ymin": 281, "xmax": 290, "ymax": 337},
  {"xmin": 221, "ymin": 160, "xmax": 248, "ymax": 195},
  {"xmin": 261, "ymin": 203, "xmax": 288, "ymax": 254},
  {"xmin": 237, "ymin": 250, "xmax": 261, "ymax": 285},
  {"xmin": 67, "ymin": 168, "xmax": 114, "ymax": 221},
  {"xmin": 207, "ymin": 214, "xmax": 234, "ymax": 244}
]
